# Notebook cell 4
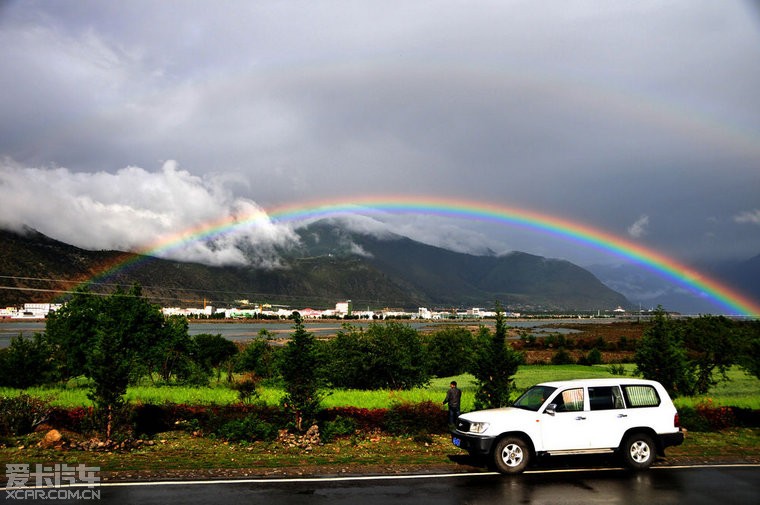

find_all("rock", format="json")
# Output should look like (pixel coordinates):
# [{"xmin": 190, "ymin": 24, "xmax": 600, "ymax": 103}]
[{"xmin": 39, "ymin": 429, "xmax": 63, "ymax": 448}]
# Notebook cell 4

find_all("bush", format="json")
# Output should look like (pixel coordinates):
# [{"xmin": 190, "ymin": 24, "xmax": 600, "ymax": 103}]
[
  {"xmin": 322, "ymin": 321, "xmax": 430, "ymax": 390},
  {"xmin": 677, "ymin": 406, "xmax": 712, "ymax": 432},
  {"xmin": 319, "ymin": 415, "xmax": 358, "ymax": 443},
  {"xmin": 0, "ymin": 334, "xmax": 56, "ymax": 388},
  {"xmin": 0, "ymin": 395, "xmax": 52, "ymax": 436},
  {"xmin": 551, "ymin": 348, "xmax": 575, "ymax": 365},
  {"xmin": 607, "ymin": 363, "xmax": 627, "ymax": 376},
  {"xmin": 695, "ymin": 400, "xmax": 736, "ymax": 431},
  {"xmin": 213, "ymin": 414, "xmax": 278, "ymax": 442},
  {"xmin": 676, "ymin": 402, "xmax": 759, "ymax": 432},
  {"xmin": 578, "ymin": 348, "xmax": 603, "ymax": 366},
  {"xmin": 132, "ymin": 403, "xmax": 172, "ymax": 436},
  {"xmin": 425, "ymin": 327, "xmax": 475, "ymax": 377},
  {"xmin": 236, "ymin": 339, "xmax": 278, "ymax": 379},
  {"xmin": 232, "ymin": 373, "xmax": 262, "ymax": 404},
  {"xmin": 48, "ymin": 406, "xmax": 95, "ymax": 433},
  {"xmin": 319, "ymin": 407, "xmax": 387, "ymax": 431},
  {"xmin": 383, "ymin": 401, "xmax": 447, "ymax": 436}
]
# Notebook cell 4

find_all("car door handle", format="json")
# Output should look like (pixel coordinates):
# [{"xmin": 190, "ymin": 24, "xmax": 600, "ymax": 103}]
[
  {"xmin": 617, "ymin": 414, "xmax": 628, "ymax": 418},
  {"xmin": 575, "ymin": 416, "xmax": 586, "ymax": 421}
]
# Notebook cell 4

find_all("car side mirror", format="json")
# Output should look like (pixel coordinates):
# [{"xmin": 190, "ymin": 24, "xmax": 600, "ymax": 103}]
[{"xmin": 544, "ymin": 404, "xmax": 557, "ymax": 416}]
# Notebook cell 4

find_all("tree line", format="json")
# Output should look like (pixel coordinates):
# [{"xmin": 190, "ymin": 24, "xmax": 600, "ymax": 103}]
[
  {"xmin": 1, "ymin": 286, "xmax": 758, "ymax": 436},
  {"xmin": 634, "ymin": 307, "xmax": 760, "ymax": 397}
]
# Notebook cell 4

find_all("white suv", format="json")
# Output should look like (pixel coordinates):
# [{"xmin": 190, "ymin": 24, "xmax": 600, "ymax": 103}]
[{"xmin": 451, "ymin": 378, "xmax": 684, "ymax": 474}]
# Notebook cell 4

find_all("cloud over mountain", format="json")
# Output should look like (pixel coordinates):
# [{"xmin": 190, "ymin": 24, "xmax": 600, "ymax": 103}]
[{"xmin": 0, "ymin": 159, "xmax": 299, "ymax": 267}]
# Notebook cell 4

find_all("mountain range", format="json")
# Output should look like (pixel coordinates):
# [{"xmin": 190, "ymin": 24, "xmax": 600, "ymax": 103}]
[
  {"xmin": 588, "ymin": 255, "xmax": 760, "ymax": 315},
  {"xmin": 0, "ymin": 222, "xmax": 631, "ymax": 312}
]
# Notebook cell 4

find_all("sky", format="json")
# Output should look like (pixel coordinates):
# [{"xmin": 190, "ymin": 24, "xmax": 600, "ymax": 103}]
[{"xmin": 1, "ymin": 1, "xmax": 759, "ymax": 283}]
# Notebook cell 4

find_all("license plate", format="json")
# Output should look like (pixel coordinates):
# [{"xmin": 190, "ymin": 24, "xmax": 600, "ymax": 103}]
[{"xmin": 452, "ymin": 436, "xmax": 461, "ymax": 447}]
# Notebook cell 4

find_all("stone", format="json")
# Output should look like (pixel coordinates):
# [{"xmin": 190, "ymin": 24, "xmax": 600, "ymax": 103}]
[{"xmin": 39, "ymin": 429, "xmax": 62, "ymax": 448}]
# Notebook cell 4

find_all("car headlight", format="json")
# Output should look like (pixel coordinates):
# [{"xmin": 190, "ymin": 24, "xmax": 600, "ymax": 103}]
[{"xmin": 469, "ymin": 422, "xmax": 490, "ymax": 434}]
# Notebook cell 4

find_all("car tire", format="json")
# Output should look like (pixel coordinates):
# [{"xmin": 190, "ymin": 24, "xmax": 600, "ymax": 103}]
[
  {"xmin": 621, "ymin": 433, "xmax": 655, "ymax": 470},
  {"xmin": 492, "ymin": 436, "xmax": 530, "ymax": 474}
]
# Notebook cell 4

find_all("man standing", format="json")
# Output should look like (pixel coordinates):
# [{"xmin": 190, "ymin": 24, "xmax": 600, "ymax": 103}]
[{"xmin": 443, "ymin": 381, "xmax": 462, "ymax": 427}]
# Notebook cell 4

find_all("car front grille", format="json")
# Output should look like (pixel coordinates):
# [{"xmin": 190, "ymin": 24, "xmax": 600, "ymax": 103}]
[{"xmin": 456, "ymin": 419, "xmax": 470, "ymax": 432}]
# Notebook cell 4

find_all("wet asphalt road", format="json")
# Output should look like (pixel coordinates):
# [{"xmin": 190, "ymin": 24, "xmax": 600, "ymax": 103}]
[{"xmin": 5, "ymin": 465, "xmax": 758, "ymax": 505}]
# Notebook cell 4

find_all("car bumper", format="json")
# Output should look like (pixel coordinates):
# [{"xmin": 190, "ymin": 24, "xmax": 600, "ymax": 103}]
[
  {"xmin": 451, "ymin": 431, "xmax": 496, "ymax": 455},
  {"xmin": 659, "ymin": 430, "xmax": 685, "ymax": 449}
]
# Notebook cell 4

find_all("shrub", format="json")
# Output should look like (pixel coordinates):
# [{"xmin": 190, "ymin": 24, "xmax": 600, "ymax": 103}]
[
  {"xmin": 132, "ymin": 403, "xmax": 172, "ymax": 436},
  {"xmin": 323, "ymin": 322, "xmax": 430, "ymax": 390},
  {"xmin": 551, "ymin": 348, "xmax": 575, "ymax": 365},
  {"xmin": 607, "ymin": 363, "xmax": 627, "ymax": 376},
  {"xmin": 425, "ymin": 327, "xmax": 475, "ymax": 377},
  {"xmin": 232, "ymin": 373, "xmax": 262, "ymax": 404},
  {"xmin": 695, "ymin": 400, "xmax": 736, "ymax": 431},
  {"xmin": 578, "ymin": 348, "xmax": 603, "ymax": 366},
  {"xmin": 0, "ymin": 334, "xmax": 56, "ymax": 388},
  {"xmin": 319, "ymin": 407, "xmax": 387, "ymax": 431},
  {"xmin": 48, "ymin": 406, "xmax": 95, "ymax": 433},
  {"xmin": 214, "ymin": 415, "xmax": 278, "ymax": 442},
  {"xmin": 0, "ymin": 395, "xmax": 52, "ymax": 436},
  {"xmin": 677, "ymin": 402, "xmax": 753, "ymax": 432},
  {"xmin": 677, "ymin": 406, "xmax": 712, "ymax": 432},
  {"xmin": 733, "ymin": 408, "xmax": 760, "ymax": 427},
  {"xmin": 383, "ymin": 401, "xmax": 447, "ymax": 436},
  {"xmin": 236, "ymin": 339, "xmax": 278, "ymax": 379},
  {"xmin": 319, "ymin": 415, "xmax": 358, "ymax": 443}
]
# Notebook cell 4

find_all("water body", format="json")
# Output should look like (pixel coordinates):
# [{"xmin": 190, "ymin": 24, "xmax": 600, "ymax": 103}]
[{"xmin": 0, "ymin": 318, "xmax": 595, "ymax": 348}]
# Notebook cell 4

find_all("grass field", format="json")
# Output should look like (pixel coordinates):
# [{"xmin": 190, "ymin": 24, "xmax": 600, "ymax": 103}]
[
  {"xmin": 1, "ymin": 364, "xmax": 758, "ymax": 477},
  {"xmin": 3, "ymin": 364, "xmax": 758, "ymax": 410}
]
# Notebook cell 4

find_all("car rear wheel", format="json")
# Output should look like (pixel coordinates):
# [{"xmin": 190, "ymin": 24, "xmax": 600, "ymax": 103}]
[
  {"xmin": 492, "ymin": 436, "xmax": 530, "ymax": 474},
  {"xmin": 622, "ymin": 433, "xmax": 655, "ymax": 470}
]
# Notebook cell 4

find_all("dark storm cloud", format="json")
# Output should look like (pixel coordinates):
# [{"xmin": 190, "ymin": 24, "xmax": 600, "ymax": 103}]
[{"xmin": 0, "ymin": 0, "xmax": 759, "ymax": 267}]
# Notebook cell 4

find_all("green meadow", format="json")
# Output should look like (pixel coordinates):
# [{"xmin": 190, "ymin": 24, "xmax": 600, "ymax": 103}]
[{"xmin": 3, "ymin": 364, "xmax": 758, "ymax": 411}]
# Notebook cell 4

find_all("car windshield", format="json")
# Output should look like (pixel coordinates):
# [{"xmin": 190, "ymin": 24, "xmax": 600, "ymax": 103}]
[{"xmin": 513, "ymin": 385, "xmax": 557, "ymax": 411}]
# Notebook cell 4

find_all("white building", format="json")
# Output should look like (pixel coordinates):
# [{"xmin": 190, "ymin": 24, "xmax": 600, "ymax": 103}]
[
  {"xmin": 335, "ymin": 300, "xmax": 352, "ymax": 316},
  {"xmin": 12, "ymin": 303, "xmax": 61, "ymax": 318}
]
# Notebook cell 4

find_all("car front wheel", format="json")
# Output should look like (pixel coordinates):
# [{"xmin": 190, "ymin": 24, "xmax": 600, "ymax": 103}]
[
  {"xmin": 492, "ymin": 436, "xmax": 530, "ymax": 474},
  {"xmin": 622, "ymin": 433, "xmax": 655, "ymax": 470}
]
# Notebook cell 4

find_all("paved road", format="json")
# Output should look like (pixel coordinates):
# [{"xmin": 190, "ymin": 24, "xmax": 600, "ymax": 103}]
[{"xmin": 4, "ymin": 465, "xmax": 758, "ymax": 505}]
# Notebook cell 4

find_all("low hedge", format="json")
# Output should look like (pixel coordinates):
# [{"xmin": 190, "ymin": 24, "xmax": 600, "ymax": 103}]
[
  {"xmin": 679, "ymin": 404, "xmax": 760, "ymax": 432},
  {"xmin": 11, "ymin": 396, "xmax": 759, "ymax": 442}
]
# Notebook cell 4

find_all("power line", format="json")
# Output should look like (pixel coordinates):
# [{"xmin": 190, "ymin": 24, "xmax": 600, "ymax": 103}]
[{"xmin": 0, "ymin": 282, "xmax": 410, "ymax": 308}]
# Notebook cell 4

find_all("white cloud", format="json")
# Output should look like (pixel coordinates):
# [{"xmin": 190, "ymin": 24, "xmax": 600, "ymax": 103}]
[
  {"xmin": 0, "ymin": 159, "xmax": 299, "ymax": 267},
  {"xmin": 627, "ymin": 215, "xmax": 650, "ymax": 239},
  {"xmin": 734, "ymin": 209, "xmax": 760, "ymax": 225}
]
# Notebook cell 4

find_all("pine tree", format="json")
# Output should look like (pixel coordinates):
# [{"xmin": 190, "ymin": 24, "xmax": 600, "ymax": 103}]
[
  {"xmin": 280, "ymin": 313, "xmax": 323, "ymax": 431},
  {"xmin": 634, "ymin": 307, "xmax": 689, "ymax": 397},
  {"xmin": 471, "ymin": 304, "xmax": 523, "ymax": 410}
]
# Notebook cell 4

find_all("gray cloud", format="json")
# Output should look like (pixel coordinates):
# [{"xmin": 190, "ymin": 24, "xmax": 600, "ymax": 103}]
[{"xmin": 1, "ymin": 0, "xmax": 759, "ymax": 269}]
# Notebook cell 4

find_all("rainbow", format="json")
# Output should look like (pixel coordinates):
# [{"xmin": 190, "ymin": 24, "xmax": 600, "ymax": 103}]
[{"xmin": 85, "ymin": 195, "xmax": 760, "ymax": 316}]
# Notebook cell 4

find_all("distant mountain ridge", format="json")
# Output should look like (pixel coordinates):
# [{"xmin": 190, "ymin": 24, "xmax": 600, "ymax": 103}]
[
  {"xmin": 291, "ymin": 222, "xmax": 630, "ymax": 310},
  {"xmin": 0, "ymin": 223, "xmax": 630, "ymax": 311},
  {"xmin": 587, "ymin": 254, "xmax": 760, "ymax": 315}
]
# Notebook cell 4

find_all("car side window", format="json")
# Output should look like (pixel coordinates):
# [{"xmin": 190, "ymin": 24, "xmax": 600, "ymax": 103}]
[
  {"xmin": 553, "ymin": 388, "xmax": 584, "ymax": 412},
  {"xmin": 622, "ymin": 385, "xmax": 661, "ymax": 408},
  {"xmin": 589, "ymin": 386, "xmax": 624, "ymax": 411}
]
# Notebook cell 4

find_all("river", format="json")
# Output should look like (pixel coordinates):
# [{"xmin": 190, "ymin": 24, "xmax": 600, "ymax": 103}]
[{"xmin": 0, "ymin": 318, "xmax": 602, "ymax": 348}]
